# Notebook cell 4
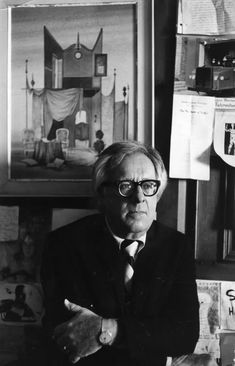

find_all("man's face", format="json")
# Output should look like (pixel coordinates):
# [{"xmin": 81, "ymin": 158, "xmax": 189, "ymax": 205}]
[{"xmin": 101, "ymin": 152, "xmax": 159, "ymax": 239}]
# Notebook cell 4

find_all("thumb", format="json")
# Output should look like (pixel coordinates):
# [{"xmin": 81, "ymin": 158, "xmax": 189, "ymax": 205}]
[{"xmin": 64, "ymin": 299, "xmax": 83, "ymax": 313}]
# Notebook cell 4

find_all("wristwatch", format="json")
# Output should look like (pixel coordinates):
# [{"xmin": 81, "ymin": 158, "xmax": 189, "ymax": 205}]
[{"xmin": 98, "ymin": 318, "xmax": 114, "ymax": 346}]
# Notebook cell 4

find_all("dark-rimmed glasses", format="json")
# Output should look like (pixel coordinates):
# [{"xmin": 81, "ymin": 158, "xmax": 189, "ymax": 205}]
[{"xmin": 103, "ymin": 179, "xmax": 161, "ymax": 197}]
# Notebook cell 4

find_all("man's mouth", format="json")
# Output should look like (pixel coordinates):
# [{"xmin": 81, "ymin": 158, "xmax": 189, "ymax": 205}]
[{"xmin": 128, "ymin": 210, "xmax": 146, "ymax": 216}]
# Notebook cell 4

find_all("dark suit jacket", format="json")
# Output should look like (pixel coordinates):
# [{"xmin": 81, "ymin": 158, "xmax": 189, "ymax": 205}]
[{"xmin": 41, "ymin": 213, "xmax": 199, "ymax": 366}]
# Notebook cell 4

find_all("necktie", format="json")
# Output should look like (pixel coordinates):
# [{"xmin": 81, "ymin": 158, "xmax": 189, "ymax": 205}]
[{"xmin": 120, "ymin": 239, "xmax": 140, "ymax": 291}]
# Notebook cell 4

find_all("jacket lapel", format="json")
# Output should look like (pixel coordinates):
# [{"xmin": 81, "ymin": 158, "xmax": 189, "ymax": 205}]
[
  {"xmin": 131, "ymin": 221, "xmax": 167, "ymax": 314},
  {"xmin": 91, "ymin": 218, "xmax": 127, "ymax": 314}
]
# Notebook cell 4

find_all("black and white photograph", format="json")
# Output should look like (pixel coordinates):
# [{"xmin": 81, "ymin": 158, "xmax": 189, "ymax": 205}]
[{"xmin": 1, "ymin": 1, "xmax": 235, "ymax": 366}]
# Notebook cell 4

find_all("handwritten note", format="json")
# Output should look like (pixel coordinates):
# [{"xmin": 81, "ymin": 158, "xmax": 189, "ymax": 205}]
[
  {"xmin": 169, "ymin": 94, "xmax": 215, "ymax": 180},
  {"xmin": 0, "ymin": 206, "xmax": 19, "ymax": 241}
]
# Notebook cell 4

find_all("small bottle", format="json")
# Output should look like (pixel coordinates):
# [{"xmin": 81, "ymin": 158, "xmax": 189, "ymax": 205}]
[
  {"xmin": 232, "ymin": 348, "xmax": 235, "ymax": 366},
  {"xmin": 222, "ymin": 56, "xmax": 227, "ymax": 67}
]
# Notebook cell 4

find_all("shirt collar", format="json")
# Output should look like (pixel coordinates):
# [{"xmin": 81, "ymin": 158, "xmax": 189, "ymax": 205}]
[{"xmin": 105, "ymin": 217, "xmax": 146, "ymax": 251}]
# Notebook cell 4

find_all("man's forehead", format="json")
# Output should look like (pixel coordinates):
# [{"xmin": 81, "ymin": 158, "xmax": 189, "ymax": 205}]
[{"xmin": 111, "ymin": 153, "xmax": 156, "ymax": 179}]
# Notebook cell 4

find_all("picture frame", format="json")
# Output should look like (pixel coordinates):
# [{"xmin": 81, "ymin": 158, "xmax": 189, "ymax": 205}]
[
  {"xmin": 0, "ymin": 0, "xmax": 153, "ymax": 197},
  {"xmin": 94, "ymin": 54, "xmax": 107, "ymax": 77}
]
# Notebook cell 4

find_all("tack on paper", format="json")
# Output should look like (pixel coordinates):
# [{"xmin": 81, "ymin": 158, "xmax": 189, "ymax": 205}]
[
  {"xmin": 194, "ymin": 280, "xmax": 221, "ymax": 359},
  {"xmin": 0, "ymin": 206, "xmax": 19, "ymax": 241},
  {"xmin": 170, "ymin": 94, "xmax": 215, "ymax": 181},
  {"xmin": 221, "ymin": 281, "xmax": 235, "ymax": 330},
  {"xmin": 178, "ymin": 0, "xmax": 235, "ymax": 35},
  {"xmin": 213, "ymin": 98, "xmax": 235, "ymax": 167}
]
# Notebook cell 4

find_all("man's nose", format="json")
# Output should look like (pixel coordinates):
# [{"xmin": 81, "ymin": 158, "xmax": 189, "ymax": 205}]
[{"xmin": 132, "ymin": 185, "xmax": 145, "ymax": 202}]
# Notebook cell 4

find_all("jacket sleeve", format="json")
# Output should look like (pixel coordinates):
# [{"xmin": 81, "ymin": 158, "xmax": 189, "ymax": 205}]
[{"xmin": 120, "ymin": 233, "xmax": 200, "ymax": 362}]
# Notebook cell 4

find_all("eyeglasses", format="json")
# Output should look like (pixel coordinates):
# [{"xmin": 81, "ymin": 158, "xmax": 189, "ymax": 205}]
[{"xmin": 104, "ymin": 179, "xmax": 161, "ymax": 197}]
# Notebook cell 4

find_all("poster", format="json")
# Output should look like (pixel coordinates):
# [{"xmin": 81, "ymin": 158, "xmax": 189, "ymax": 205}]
[
  {"xmin": 213, "ymin": 98, "xmax": 235, "ymax": 167},
  {"xmin": 221, "ymin": 281, "xmax": 235, "ymax": 330}
]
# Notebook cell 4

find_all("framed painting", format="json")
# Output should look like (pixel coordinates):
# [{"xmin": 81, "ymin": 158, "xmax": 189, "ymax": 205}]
[{"xmin": 0, "ymin": 0, "xmax": 153, "ymax": 196}]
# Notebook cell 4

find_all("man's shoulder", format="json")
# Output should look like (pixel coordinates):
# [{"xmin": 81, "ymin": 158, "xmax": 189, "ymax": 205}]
[
  {"xmin": 150, "ymin": 220, "xmax": 185, "ymax": 237},
  {"xmin": 53, "ymin": 212, "xmax": 102, "ymax": 231},
  {"xmin": 148, "ymin": 220, "xmax": 187, "ymax": 245},
  {"xmin": 47, "ymin": 213, "xmax": 104, "ymax": 244}
]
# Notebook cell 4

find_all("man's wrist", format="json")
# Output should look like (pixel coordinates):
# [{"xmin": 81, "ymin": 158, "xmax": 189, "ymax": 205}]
[{"xmin": 98, "ymin": 318, "xmax": 118, "ymax": 346}]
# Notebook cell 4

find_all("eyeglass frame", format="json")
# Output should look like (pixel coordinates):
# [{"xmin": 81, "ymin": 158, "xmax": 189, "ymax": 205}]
[{"xmin": 102, "ymin": 179, "xmax": 161, "ymax": 197}]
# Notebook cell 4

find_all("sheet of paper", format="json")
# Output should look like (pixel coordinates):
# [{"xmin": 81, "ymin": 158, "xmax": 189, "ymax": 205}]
[
  {"xmin": 213, "ymin": 98, "xmax": 235, "ymax": 167},
  {"xmin": 194, "ymin": 280, "xmax": 221, "ymax": 358},
  {"xmin": 0, "ymin": 206, "xmax": 19, "ymax": 241},
  {"xmin": 178, "ymin": 0, "xmax": 235, "ymax": 35},
  {"xmin": 169, "ymin": 94, "xmax": 215, "ymax": 181},
  {"xmin": 221, "ymin": 281, "xmax": 235, "ymax": 330}
]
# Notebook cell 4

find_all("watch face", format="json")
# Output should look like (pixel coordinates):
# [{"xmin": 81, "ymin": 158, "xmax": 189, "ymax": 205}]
[
  {"xmin": 74, "ymin": 51, "xmax": 82, "ymax": 60},
  {"xmin": 99, "ymin": 330, "xmax": 112, "ymax": 345}
]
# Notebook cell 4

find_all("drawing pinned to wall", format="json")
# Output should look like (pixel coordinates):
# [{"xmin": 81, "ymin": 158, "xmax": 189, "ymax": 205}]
[
  {"xmin": 194, "ymin": 280, "xmax": 221, "ymax": 360},
  {"xmin": 9, "ymin": 4, "xmax": 135, "ymax": 181}
]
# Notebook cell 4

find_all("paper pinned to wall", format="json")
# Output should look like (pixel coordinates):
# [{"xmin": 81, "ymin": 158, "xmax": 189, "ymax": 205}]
[
  {"xmin": 221, "ymin": 281, "xmax": 235, "ymax": 330},
  {"xmin": 169, "ymin": 94, "xmax": 215, "ymax": 181},
  {"xmin": 194, "ymin": 280, "xmax": 221, "ymax": 359},
  {"xmin": 178, "ymin": 0, "xmax": 235, "ymax": 35},
  {"xmin": 213, "ymin": 98, "xmax": 235, "ymax": 167},
  {"xmin": 0, "ymin": 206, "xmax": 19, "ymax": 241}
]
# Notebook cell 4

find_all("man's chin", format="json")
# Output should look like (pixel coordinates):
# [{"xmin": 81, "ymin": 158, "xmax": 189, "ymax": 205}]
[{"xmin": 125, "ymin": 218, "xmax": 152, "ymax": 235}]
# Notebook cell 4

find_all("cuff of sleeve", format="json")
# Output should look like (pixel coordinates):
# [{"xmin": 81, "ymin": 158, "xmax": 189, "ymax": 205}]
[{"xmin": 101, "ymin": 318, "xmax": 118, "ymax": 345}]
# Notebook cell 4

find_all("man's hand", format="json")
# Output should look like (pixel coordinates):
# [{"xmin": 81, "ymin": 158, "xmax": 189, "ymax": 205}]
[{"xmin": 53, "ymin": 299, "xmax": 102, "ymax": 364}]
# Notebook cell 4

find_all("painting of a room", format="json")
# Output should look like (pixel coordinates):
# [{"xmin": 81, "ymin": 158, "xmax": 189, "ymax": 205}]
[{"xmin": 9, "ymin": 4, "xmax": 136, "ymax": 180}]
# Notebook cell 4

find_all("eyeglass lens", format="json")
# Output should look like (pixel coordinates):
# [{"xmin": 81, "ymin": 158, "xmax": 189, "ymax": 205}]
[{"xmin": 118, "ymin": 180, "xmax": 159, "ymax": 197}]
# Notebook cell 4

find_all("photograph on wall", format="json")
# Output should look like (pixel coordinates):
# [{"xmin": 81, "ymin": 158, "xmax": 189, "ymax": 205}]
[
  {"xmin": 213, "ymin": 98, "xmax": 235, "ymax": 167},
  {"xmin": 9, "ymin": 3, "xmax": 136, "ymax": 181},
  {"xmin": 0, "ymin": 206, "xmax": 51, "ymax": 283},
  {"xmin": 174, "ymin": 35, "xmax": 235, "ymax": 97},
  {"xmin": 0, "ymin": 283, "xmax": 44, "ymax": 325},
  {"xmin": 224, "ymin": 123, "xmax": 235, "ymax": 156}
]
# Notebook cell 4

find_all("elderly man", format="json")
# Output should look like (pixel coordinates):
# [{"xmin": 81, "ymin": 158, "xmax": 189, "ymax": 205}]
[{"xmin": 41, "ymin": 141, "xmax": 199, "ymax": 366}]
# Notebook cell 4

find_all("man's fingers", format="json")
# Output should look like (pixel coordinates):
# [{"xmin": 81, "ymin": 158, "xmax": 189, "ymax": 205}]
[
  {"xmin": 70, "ymin": 355, "xmax": 81, "ymax": 364},
  {"xmin": 64, "ymin": 299, "xmax": 83, "ymax": 313}
]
